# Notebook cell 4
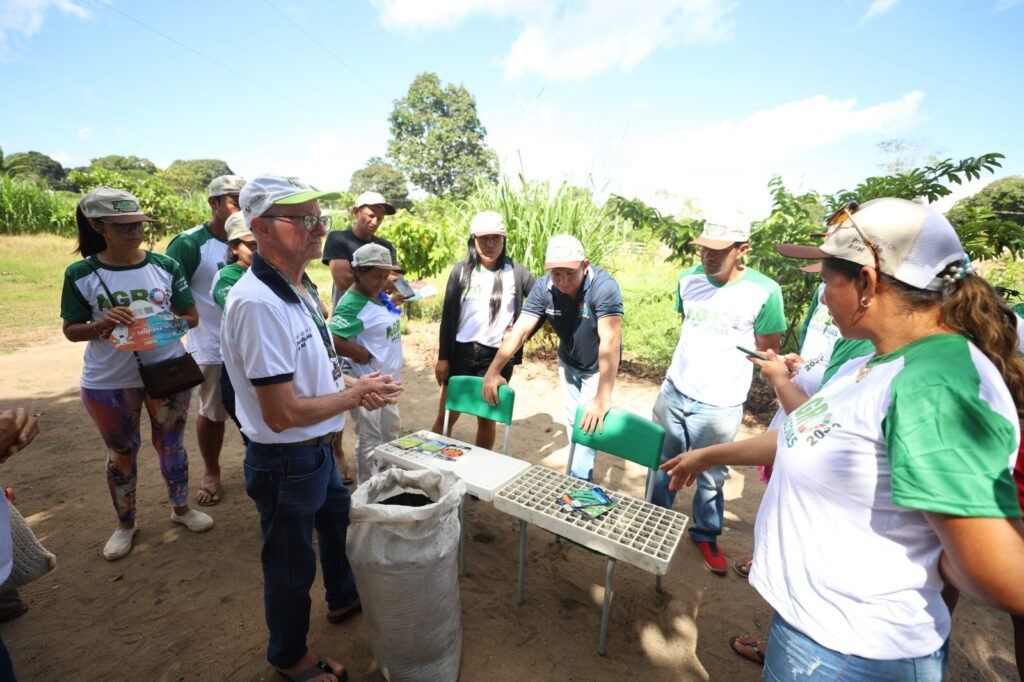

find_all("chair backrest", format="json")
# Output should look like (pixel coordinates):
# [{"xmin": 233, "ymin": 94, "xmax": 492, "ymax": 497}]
[
  {"xmin": 569, "ymin": 406, "xmax": 665, "ymax": 472},
  {"xmin": 444, "ymin": 375, "xmax": 515, "ymax": 426}
]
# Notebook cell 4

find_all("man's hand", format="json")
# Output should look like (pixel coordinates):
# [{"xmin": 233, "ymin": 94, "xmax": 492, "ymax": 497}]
[
  {"xmin": 353, "ymin": 372, "xmax": 404, "ymax": 410},
  {"xmin": 482, "ymin": 371, "xmax": 508, "ymax": 407},
  {"xmin": 579, "ymin": 396, "xmax": 611, "ymax": 436},
  {"xmin": 0, "ymin": 408, "xmax": 40, "ymax": 463},
  {"xmin": 434, "ymin": 360, "xmax": 450, "ymax": 387},
  {"xmin": 658, "ymin": 449, "xmax": 709, "ymax": 491}
]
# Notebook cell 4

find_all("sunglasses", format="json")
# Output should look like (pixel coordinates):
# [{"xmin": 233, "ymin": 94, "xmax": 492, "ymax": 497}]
[
  {"xmin": 100, "ymin": 220, "xmax": 146, "ymax": 234},
  {"xmin": 824, "ymin": 200, "xmax": 881, "ymax": 272}
]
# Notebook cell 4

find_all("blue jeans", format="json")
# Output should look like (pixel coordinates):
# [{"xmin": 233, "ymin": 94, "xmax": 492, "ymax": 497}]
[
  {"xmin": 558, "ymin": 360, "xmax": 601, "ymax": 481},
  {"xmin": 764, "ymin": 612, "xmax": 948, "ymax": 681},
  {"xmin": 244, "ymin": 440, "xmax": 358, "ymax": 669},
  {"xmin": 650, "ymin": 380, "xmax": 742, "ymax": 542}
]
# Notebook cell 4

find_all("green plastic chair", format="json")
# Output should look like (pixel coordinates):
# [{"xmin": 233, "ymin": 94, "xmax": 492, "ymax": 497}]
[
  {"xmin": 443, "ymin": 375, "xmax": 516, "ymax": 455},
  {"xmin": 518, "ymin": 406, "xmax": 665, "ymax": 656},
  {"xmin": 442, "ymin": 375, "xmax": 516, "ymax": 576}
]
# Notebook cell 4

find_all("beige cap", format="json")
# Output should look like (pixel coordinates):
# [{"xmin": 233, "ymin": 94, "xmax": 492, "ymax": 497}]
[
  {"xmin": 352, "ymin": 243, "xmax": 402, "ymax": 271},
  {"xmin": 80, "ymin": 187, "xmax": 154, "ymax": 224},
  {"xmin": 224, "ymin": 212, "xmax": 252, "ymax": 242},
  {"xmin": 470, "ymin": 211, "xmax": 507, "ymax": 236},
  {"xmin": 691, "ymin": 222, "xmax": 751, "ymax": 249},
  {"xmin": 544, "ymin": 234, "xmax": 586, "ymax": 268},
  {"xmin": 208, "ymin": 174, "xmax": 246, "ymax": 197},
  {"xmin": 354, "ymin": 190, "xmax": 396, "ymax": 215}
]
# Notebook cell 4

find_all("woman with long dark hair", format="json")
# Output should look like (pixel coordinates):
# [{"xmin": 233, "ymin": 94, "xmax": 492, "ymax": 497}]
[
  {"xmin": 431, "ymin": 211, "xmax": 535, "ymax": 449},
  {"xmin": 60, "ymin": 187, "xmax": 212, "ymax": 561},
  {"xmin": 663, "ymin": 198, "xmax": 1024, "ymax": 680}
]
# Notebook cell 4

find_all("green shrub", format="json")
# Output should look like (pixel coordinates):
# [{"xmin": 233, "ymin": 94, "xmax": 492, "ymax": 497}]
[{"xmin": 0, "ymin": 176, "xmax": 78, "ymax": 236}]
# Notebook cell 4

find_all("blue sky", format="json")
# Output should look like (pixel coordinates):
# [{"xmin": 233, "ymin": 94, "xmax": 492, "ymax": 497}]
[{"xmin": 2, "ymin": 0, "xmax": 1022, "ymax": 221}]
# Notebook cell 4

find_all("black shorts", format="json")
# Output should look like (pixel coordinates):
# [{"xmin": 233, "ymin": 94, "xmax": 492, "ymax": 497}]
[{"xmin": 450, "ymin": 341, "xmax": 514, "ymax": 382}]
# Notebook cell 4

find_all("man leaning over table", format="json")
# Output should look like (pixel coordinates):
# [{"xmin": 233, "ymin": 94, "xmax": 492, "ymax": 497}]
[
  {"xmin": 221, "ymin": 173, "xmax": 403, "ymax": 682},
  {"xmin": 482, "ymin": 234, "xmax": 623, "ymax": 481}
]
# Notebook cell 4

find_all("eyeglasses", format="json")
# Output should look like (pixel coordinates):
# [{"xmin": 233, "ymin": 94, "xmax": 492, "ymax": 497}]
[
  {"xmin": 824, "ymin": 200, "xmax": 881, "ymax": 272},
  {"xmin": 100, "ymin": 220, "xmax": 146, "ymax": 234},
  {"xmin": 265, "ymin": 214, "xmax": 332, "ymax": 232},
  {"xmin": 239, "ymin": 239, "xmax": 258, "ymax": 252}
]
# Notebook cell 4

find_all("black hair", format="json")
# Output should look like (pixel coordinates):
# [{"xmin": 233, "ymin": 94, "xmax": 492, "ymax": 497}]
[
  {"xmin": 225, "ymin": 239, "xmax": 240, "ymax": 265},
  {"xmin": 74, "ymin": 205, "xmax": 107, "ymax": 257},
  {"xmin": 460, "ymin": 234, "xmax": 510, "ymax": 325}
]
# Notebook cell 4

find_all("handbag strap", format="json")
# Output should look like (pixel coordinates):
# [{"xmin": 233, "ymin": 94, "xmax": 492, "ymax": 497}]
[{"xmin": 83, "ymin": 257, "xmax": 146, "ymax": 371}]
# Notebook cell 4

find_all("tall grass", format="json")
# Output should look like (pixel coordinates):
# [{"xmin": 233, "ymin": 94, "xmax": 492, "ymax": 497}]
[{"xmin": 0, "ymin": 176, "xmax": 78, "ymax": 236}]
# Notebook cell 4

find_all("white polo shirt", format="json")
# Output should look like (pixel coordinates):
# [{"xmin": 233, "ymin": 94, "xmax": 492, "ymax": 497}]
[{"xmin": 221, "ymin": 255, "xmax": 345, "ymax": 444}]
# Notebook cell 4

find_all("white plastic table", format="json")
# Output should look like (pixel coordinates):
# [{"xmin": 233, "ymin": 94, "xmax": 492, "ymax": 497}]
[{"xmin": 493, "ymin": 465, "xmax": 689, "ymax": 655}]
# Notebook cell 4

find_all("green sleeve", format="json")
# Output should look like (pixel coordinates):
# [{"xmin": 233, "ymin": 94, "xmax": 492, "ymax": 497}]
[
  {"xmin": 754, "ymin": 286, "xmax": 787, "ymax": 335},
  {"xmin": 167, "ymin": 259, "xmax": 196, "ymax": 311},
  {"xmin": 1013, "ymin": 302, "xmax": 1024, "ymax": 319},
  {"xmin": 327, "ymin": 294, "xmax": 366, "ymax": 339},
  {"xmin": 798, "ymin": 284, "xmax": 823, "ymax": 348},
  {"xmin": 60, "ymin": 266, "xmax": 92, "ymax": 322},
  {"xmin": 820, "ymin": 338, "xmax": 875, "ymax": 385},
  {"xmin": 166, "ymin": 233, "xmax": 201, "ymax": 282},
  {"xmin": 212, "ymin": 265, "xmax": 243, "ymax": 310},
  {"xmin": 884, "ymin": 364, "xmax": 1020, "ymax": 518}
]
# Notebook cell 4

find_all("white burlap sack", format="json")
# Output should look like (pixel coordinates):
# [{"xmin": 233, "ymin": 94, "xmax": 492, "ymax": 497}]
[{"xmin": 348, "ymin": 468, "xmax": 466, "ymax": 682}]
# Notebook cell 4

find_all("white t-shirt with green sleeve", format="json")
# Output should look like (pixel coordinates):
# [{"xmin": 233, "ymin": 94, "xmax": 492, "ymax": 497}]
[
  {"xmin": 328, "ymin": 291, "xmax": 403, "ymax": 379},
  {"xmin": 166, "ymin": 224, "xmax": 228, "ymax": 364},
  {"xmin": 60, "ymin": 253, "xmax": 195, "ymax": 390},
  {"xmin": 751, "ymin": 333, "xmax": 1020, "ymax": 660},
  {"xmin": 665, "ymin": 265, "xmax": 786, "ymax": 407}
]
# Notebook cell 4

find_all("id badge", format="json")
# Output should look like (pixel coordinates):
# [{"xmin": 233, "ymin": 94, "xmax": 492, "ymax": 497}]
[{"xmin": 332, "ymin": 358, "xmax": 345, "ymax": 392}]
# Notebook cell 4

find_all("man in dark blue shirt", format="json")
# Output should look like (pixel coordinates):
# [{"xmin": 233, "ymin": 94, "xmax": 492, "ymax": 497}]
[{"xmin": 483, "ymin": 235, "xmax": 623, "ymax": 480}]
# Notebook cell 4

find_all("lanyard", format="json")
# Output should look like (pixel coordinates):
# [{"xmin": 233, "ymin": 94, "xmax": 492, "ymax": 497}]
[{"xmin": 265, "ymin": 262, "xmax": 340, "ymax": 368}]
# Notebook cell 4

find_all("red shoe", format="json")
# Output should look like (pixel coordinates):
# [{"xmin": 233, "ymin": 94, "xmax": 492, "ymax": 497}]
[{"xmin": 695, "ymin": 540, "xmax": 728, "ymax": 575}]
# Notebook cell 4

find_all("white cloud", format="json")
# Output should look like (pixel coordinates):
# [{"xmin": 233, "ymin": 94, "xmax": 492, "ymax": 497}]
[
  {"xmin": 372, "ymin": 0, "xmax": 736, "ymax": 81},
  {"xmin": 76, "ymin": 126, "xmax": 92, "ymax": 139},
  {"xmin": 863, "ymin": 0, "xmax": 900, "ymax": 21},
  {"xmin": 489, "ymin": 90, "xmax": 925, "ymax": 224},
  {"xmin": 0, "ymin": 0, "xmax": 90, "ymax": 61}
]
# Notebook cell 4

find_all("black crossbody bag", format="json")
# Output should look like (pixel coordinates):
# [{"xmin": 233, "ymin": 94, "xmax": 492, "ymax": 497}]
[{"xmin": 86, "ymin": 257, "xmax": 204, "ymax": 398}]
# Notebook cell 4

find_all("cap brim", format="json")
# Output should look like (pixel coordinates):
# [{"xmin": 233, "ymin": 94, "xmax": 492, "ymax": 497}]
[
  {"xmin": 472, "ymin": 230, "xmax": 506, "ymax": 237},
  {"xmin": 276, "ymin": 190, "xmax": 342, "ymax": 205},
  {"xmin": 800, "ymin": 262, "xmax": 823, "ymax": 273},
  {"xmin": 691, "ymin": 237, "xmax": 735, "ymax": 249},
  {"xmin": 102, "ymin": 214, "xmax": 155, "ymax": 224},
  {"xmin": 777, "ymin": 244, "xmax": 830, "ymax": 260},
  {"xmin": 358, "ymin": 202, "xmax": 396, "ymax": 215},
  {"xmin": 544, "ymin": 260, "xmax": 584, "ymax": 269}
]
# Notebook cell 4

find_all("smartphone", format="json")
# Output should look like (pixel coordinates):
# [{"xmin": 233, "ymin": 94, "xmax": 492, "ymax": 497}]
[
  {"xmin": 736, "ymin": 345, "xmax": 769, "ymax": 361},
  {"xmin": 394, "ymin": 277, "xmax": 415, "ymax": 298}
]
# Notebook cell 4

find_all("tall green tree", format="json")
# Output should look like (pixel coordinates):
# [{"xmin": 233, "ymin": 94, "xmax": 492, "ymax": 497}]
[
  {"xmin": 1, "ymin": 150, "xmax": 66, "ymax": 188},
  {"xmin": 90, "ymin": 155, "xmax": 158, "ymax": 175},
  {"xmin": 947, "ymin": 176, "xmax": 1024, "ymax": 229},
  {"xmin": 387, "ymin": 72, "xmax": 499, "ymax": 199},
  {"xmin": 349, "ymin": 157, "xmax": 410, "ymax": 209},
  {"xmin": 159, "ymin": 159, "xmax": 234, "ymax": 194}
]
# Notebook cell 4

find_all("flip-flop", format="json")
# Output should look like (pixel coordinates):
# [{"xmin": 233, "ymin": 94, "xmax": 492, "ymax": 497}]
[
  {"xmin": 326, "ymin": 598, "xmax": 361, "ymax": 625},
  {"xmin": 730, "ymin": 634, "xmax": 766, "ymax": 665},
  {"xmin": 276, "ymin": 655, "xmax": 349, "ymax": 682},
  {"xmin": 341, "ymin": 476, "xmax": 355, "ymax": 486},
  {"xmin": 734, "ymin": 558, "xmax": 752, "ymax": 578},
  {"xmin": 196, "ymin": 483, "xmax": 222, "ymax": 507}
]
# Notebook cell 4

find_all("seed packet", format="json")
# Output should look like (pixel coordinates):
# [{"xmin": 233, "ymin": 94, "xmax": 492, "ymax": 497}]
[{"xmin": 392, "ymin": 436, "xmax": 427, "ymax": 449}]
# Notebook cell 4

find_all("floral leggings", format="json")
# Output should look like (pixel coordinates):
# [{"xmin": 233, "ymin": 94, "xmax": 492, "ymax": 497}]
[{"xmin": 80, "ymin": 387, "xmax": 192, "ymax": 524}]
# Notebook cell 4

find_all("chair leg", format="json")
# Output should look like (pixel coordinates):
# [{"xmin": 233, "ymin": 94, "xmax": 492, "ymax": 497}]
[
  {"xmin": 656, "ymin": 574, "xmax": 663, "ymax": 594},
  {"xmin": 443, "ymin": 410, "xmax": 450, "ymax": 437},
  {"xmin": 459, "ymin": 495, "xmax": 467, "ymax": 577},
  {"xmin": 517, "ymin": 520, "xmax": 527, "ymax": 605},
  {"xmin": 599, "ymin": 558, "xmax": 616, "ymax": 656}
]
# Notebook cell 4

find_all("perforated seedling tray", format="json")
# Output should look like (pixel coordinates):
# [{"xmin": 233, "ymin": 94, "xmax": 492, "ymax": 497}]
[
  {"xmin": 373, "ymin": 430, "xmax": 531, "ymax": 502},
  {"xmin": 494, "ymin": 465, "xmax": 689, "ymax": 575}
]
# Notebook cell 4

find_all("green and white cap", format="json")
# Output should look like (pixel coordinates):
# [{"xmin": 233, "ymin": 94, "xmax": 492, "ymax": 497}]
[
  {"xmin": 239, "ymin": 174, "xmax": 341, "ymax": 227},
  {"xmin": 778, "ymin": 197, "xmax": 966, "ymax": 291},
  {"xmin": 79, "ymin": 187, "xmax": 154, "ymax": 224},
  {"xmin": 208, "ymin": 174, "xmax": 246, "ymax": 197},
  {"xmin": 352, "ymin": 243, "xmax": 403, "ymax": 271}
]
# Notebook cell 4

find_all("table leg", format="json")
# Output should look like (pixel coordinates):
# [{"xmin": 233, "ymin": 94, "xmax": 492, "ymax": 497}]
[
  {"xmin": 459, "ymin": 495, "xmax": 467, "ymax": 577},
  {"xmin": 656, "ymin": 574, "xmax": 663, "ymax": 594},
  {"xmin": 599, "ymin": 558, "xmax": 616, "ymax": 656},
  {"xmin": 517, "ymin": 519, "xmax": 527, "ymax": 605}
]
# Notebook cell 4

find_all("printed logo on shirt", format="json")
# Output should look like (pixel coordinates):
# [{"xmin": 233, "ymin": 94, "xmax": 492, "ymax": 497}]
[
  {"xmin": 807, "ymin": 306, "xmax": 839, "ymax": 341},
  {"xmin": 682, "ymin": 302, "xmax": 745, "ymax": 335},
  {"xmin": 295, "ymin": 327, "xmax": 313, "ymax": 350},
  {"xmin": 579, "ymin": 301, "xmax": 590, "ymax": 318},
  {"xmin": 782, "ymin": 395, "xmax": 841, "ymax": 448},
  {"xmin": 98, "ymin": 287, "xmax": 172, "ymax": 311},
  {"xmin": 386, "ymin": 318, "xmax": 401, "ymax": 342},
  {"xmin": 544, "ymin": 307, "xmax": 562, "ymax": 318}
]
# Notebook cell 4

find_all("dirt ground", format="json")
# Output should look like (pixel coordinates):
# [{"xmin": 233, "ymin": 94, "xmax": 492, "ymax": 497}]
[{"xmin": 0, "ymin": 325, "xmax": 1017, "ymax": 681}]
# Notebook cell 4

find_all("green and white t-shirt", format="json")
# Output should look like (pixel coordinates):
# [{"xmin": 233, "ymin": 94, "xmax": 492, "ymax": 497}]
[
  {"xmin": 328, "ymin": 291, "xmax": 403, "ymax": 379},
  {"xmin": 1013, "ymin": 303, "xmax": 1024, "ymax": 353},
  {"xmin": 60, "ymin": 253, "xmax": 195, "ymax": 390},
  {"xmin": 166, "ymin": 224, "xmax": 228, "ymax": 364},
  {"xmin": 666, "ymin": 265, "xmax": 786, "ymax": 407},
  {"xmin": 212, "ymin": 263, "xmax": 246, "ymax": 311},
  {"xmin": 455, "ymin": 263, "xmax": 516, "ymax": 348},
  {"xmin": 797, "ymin": 283, "xmax": 841, "ymax": 368},
  {"xmin": 752, "ymin": 333, "xmax": 1020, "ymax": 660}
]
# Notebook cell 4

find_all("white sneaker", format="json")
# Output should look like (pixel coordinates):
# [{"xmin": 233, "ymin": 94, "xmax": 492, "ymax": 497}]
[
  {"xmin": 103, "ymin": 526, "xmax": 137, "ymax": 561},
  {"xmin": 171, "ymin": 509, "xmax": 214, "ymax": 533}
]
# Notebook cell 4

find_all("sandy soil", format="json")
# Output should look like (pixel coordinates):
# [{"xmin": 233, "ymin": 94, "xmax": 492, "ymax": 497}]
[{"xmin": 0, "ymin": 325, "xmax": 1017, "ymax": 681}]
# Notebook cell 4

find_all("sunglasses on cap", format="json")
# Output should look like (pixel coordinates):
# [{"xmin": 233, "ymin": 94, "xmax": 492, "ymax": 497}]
[{"xmin": 824, "ymin": 200, "xmax": 881, "ymax": 272}]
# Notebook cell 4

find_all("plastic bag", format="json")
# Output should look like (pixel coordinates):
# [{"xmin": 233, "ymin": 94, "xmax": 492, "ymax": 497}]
[{"xmin": 348, "ymin": 468, "xmax": 466, "ymax": 682}]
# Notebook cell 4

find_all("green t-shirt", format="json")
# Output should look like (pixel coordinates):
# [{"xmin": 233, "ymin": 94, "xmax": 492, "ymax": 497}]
[{"xmin": 212, "ymin": 263, "xmax": 246, "ymax": 310}]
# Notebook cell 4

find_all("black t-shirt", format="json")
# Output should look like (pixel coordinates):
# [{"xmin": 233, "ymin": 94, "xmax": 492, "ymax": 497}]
[{"xmin": 321, "ymin": 229, "xmax": 396, "ymax": 266}]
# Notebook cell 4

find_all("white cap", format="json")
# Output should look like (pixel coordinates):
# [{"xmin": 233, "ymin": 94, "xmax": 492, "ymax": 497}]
[
  {"xmin": 544, "ymin": 234, "xmax": 586, "ymax": 269},
  {"xmin": 470, "ymin": 211, "xmax": 507, "ymax": 236},
  {"xmin": 224, "ymin": 212, "xmax": 252, "ymax": 242},
  {"xmin": 354, "ymin": 190, "xmax": 396, "ymax": 215},
  {"xmin": 208, "ymin": 174, "xmax": 246, "ymax": 197},
  {"xmin": 239, "ymin": 174, "xmax": 341, "ymax": 228},
  {"xmin": 777, "ymin": 198, "xmax": 966, "ymax": 291},
  {"xmin": 691, "ymin": 221, "xmax": 751, "ymax": 249}
]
